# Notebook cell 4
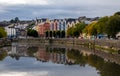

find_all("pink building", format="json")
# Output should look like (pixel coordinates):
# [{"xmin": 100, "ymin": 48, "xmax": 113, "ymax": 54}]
[{"xmin": 54, "ymin": 20, "xmax": 58, "ymax": 31}]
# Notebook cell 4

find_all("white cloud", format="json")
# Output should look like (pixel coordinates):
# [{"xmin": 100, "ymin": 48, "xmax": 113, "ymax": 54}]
[
  {"xmin": 0, "ymin": 0, "xmax": 120, "ymax": 7},
  {"xmin": 50, "ymin": 0, "xmax": 120, "ymax": 6},
  {"xmin": 0, "ymin": 72, "xmax": 27, "ymax": 76},
  {"xmin": 0, "ymin": 0, "xmax": 26, "ymax": 5},
  {"xmin": 0, "ymin": 71, "xmax": 49, "ymax": 76},
  {"xmin": 0, "ymin": 0, "xmax": 49, "ymax": 6}
]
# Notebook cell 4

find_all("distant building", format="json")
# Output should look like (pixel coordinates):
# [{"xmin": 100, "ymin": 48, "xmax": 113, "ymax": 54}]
[
  {"xmin": 66, "ymin": 18, "xmax": 79, "ymax": 29},
  {"xmin": 116, "ymin": 32, "xmax": 120, "ymax": 39},
  {"xmin": 78, "ymin": 16, "xmax": 100, "ymax": 24},
  {"xmin": 5, "ymin": 24, "xmax": 17, "ymax": 39},
  {"xmin": 35, "ymin": 17, "xmax": 99, "ymax": 38},
  {"xmin": 50, "ymin": 19, "xmax": 66, "ymax": 31},
  {"xmin": 5, "ymin": 23, "xmax": 29, "ymax": 39},
  {"xmin": 37, "ymin": 22, "xmax": 50, "ymax": 37}
]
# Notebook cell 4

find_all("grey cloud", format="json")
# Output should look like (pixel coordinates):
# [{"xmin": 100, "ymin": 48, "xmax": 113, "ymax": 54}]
[{"xmin": 0, "ymin": 0, "xmax": 120, "ymax": 20}]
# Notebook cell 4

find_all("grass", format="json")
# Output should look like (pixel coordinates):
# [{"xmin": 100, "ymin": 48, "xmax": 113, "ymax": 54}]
[{"xmin": 95, "ymin": 45, "xmax": 118, "ymax": 54}]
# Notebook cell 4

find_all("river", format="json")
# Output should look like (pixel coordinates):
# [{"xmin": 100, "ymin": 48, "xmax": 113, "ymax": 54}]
[{"xmin": 0, "ymin": 42, "xmax": 120, "ymax": 76}]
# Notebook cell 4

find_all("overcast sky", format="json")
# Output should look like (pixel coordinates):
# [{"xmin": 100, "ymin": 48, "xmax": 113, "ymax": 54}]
[{"xmin": 0, "ymin": 0, "xmax": 120, "ymax": 21}]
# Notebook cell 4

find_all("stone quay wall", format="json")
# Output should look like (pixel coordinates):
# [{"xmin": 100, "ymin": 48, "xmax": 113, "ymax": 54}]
[
  {"xmin": 18, "ymin": 38, "xmax": 120, "ymax": 50},
  {"xmin": 0, "ymin": 38, "xmax": 11, "ymax": 47}
]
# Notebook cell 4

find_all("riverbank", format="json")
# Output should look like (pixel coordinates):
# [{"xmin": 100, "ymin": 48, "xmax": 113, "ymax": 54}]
[
  {"xmin": 1, "ymin": 38, "xmax": 120, "ymax": 53},
  {"xmin": 0, "ymin": 38, "xmax": 11, "ymax": 47},
  {"xmin": 17, "ymin": 38, "xmax": 120, "ymax": 52}
]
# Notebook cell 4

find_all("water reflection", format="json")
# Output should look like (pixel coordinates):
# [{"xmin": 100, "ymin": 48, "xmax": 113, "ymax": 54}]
[{"xmin": 0, "ymin": 43, "xmax": 120, "ymax": 76}]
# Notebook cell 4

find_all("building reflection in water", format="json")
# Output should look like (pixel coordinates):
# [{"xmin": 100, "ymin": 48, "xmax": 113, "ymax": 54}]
[
  {"xmin": 1, "ymin": 43, "xmax": 120, "ymax": 76},
  {"xmin": 35, "ymin": 47, "xmax": 66, "ymax": 64},
  {"xmin": 6, "ymin": 43, "xmax": 67, "ymax": 64}
]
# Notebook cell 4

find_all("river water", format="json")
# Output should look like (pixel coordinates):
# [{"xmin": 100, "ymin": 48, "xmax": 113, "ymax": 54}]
[{"xmin": 0, "ymin": 43, "xmax": 120, "ymax": 76}]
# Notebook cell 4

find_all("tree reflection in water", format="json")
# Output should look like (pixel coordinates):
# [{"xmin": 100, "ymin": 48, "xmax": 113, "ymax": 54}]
[
  {"xmin": 0, "ymin": 45, "xmax": 120, "ymax": 76},
  {"xmin": 0, "ymin": 49, "xmax": 7, "ymax": 61},
  {"xmin": 66, "ymin": 49, "xmax": 120, "ymax": 76}
]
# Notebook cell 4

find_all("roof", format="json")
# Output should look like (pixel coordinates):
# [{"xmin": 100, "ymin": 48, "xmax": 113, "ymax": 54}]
[{"xmin": 66, "ymin": 18, "xmax": 77, "ymax": 24}]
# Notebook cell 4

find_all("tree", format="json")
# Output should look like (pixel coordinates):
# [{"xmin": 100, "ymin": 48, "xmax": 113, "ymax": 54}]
[
  {"xmin": 14, "ymin": 17, "xmax": 20, "ymax": 23},
  {"xmin": 75, "ymin": 23, "xmax": 86, "ymax": 34},
  {"xmin": 27, "ymin": 22, "xmax": 35, "ymax": 29},
  {"xmin": 106, "ymin": 15, "xmax": 120, "ymax": 38},
  {"xmin": 67, "ymin": 22, "xmax": 86, "ymax": 38},
  {"xmin": 0, "ymin": 27, "xmax": 7, "ymax": 38},
  {"xmin": 96, "ymin": 16, "xmax": 109, "ymax": 34},
  {"xmin": 10, "ymin": 17, "xmax": 20, "ymax": 23},
  {"xmin": 27, "ymin": 29, "xmax": 38, "ymax": 37},
  {"xmin": 0, "ymin": 51, "xmax": 7, "ymax": 61},
  {"xmin": 56, "ymin": 31, "xmax": 60, "ymax": 38},
  {"xmin": 61, "ymin": 31, "xmax": 65, "ymax": 38},
  {"xmin": 53, "ymin": 31, "xmax": 56, "ymax": 38},
  {"xmin": 10, "ymin": 19, "xmax": 15, "ymax": 23},
  {"xmin": 27, "ymin": 29, "xmax": 32, "ymax": 36},
  {"xmin": 114, "ymin": 11, "xmax": 120, "ymax": 15},
  {"xmin": 67, "ymin": 27, "xmax": 74, "ymax": 37},
  {"xmin": 50, "ymin": 31, "xmax": 52, "ymax": 38},
  {"xmin": 32, "ymin": 30, "xmax": 38, "ymax": 37},
  {"xmin": 83, "ymin": 22, "xmax": 98, "ymax": 37},
  {"xmin": 45, "ymin": 31, "xmax": 49, "ymax": 38}
]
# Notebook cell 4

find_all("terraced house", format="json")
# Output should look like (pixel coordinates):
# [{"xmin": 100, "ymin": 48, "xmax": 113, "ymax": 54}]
[{"xmin": 35, "ymin": 18, "xmax": 80, "ymax": 37}]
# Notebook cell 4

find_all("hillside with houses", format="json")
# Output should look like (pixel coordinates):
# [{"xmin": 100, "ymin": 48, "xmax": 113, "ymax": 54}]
[{"xmin": 0, "ymin": 13, "xmax": 120, "ymax": 40}]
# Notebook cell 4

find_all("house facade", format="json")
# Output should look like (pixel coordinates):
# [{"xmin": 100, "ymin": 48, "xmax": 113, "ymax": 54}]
[
  {"xmin": 37, "ymin": 22, "xmax": 50, "ymax": 37},
  {"xmin": 35, "ymin": 17, "xmax": 97, "ymax": 38}
]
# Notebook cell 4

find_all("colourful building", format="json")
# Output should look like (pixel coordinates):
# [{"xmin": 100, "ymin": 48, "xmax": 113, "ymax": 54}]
[
  {"xmin": 50, "ymin": 19, "xmax": 66, "ymax": 31},
  {"xmin": 38, "ymin": 22, "xmax": 50, "ymax": 37}
]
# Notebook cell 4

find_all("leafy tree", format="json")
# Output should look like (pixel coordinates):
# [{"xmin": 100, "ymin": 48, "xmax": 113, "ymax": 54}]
[
  {"xmin": 56, "ymin": 31, "xmax": 61, "ymax": 38},
  {"xmin": 73, "ymin": 27, "xmax": 79, "ymax": 37},
  {"xmin": 27, "ymin": 29, "xmax": 38, "ymax": 37},
  {"xmin": 10, "ymin": 17, "xmax": 20, "ymax": 23},
  {"xmin": 53, "ymin": 31, "xmax": 56, "ymax": 38},
  {"xmin": 14, "ymin": 17, "xmax": 20, "ymax": 23},
  {"xmin": 83, "ymin": 22, "xmax": 98, "ymax": 37},
  {"xmin": 75, "ymin": 23, "xmax": 86, "ymax": 35},
  {"xmin": 67, "ymin": 22, "xmax": 86, "ymax": 37},
  {"xmin": 96, "ymin": 16, "xmax": 109, "ymax": 34},
  {"xmin": 45, "ymin": 31, "xmax": 49, "ymax": 37},
  {"xmin": 0, "ymin": 27, "xmax": 7, "ymax": 38},
  {"xmin": 27, "ymin": 29, "xmax": 32, "ymax": 36},
  {"xmin": 106, "ymin": 15, "xmax": 120, "ymax": 38},
  {"xmin": 67, "ymin": 27, "xmax": 74, "ymax": 37},
  {"xmin": 0, "ymin": 51, "xmax": 7, "ymax": 61},
  {"xmin": 27, "ymin": 22, "xmax": 35, "ymax": 29},
  {"xmin": 114, "ymin": 11, "xmax": 120, "ymax": 15},
  {"xmin": 50, "ymin": 31, "xmax": 52, "ymax": 37},
  {"xmin": 32, "ymin": 30, "xmax": 38, "ymax": 37},
  {"xmin": 61, "ymin": 31, "xmax": 65, "ymax": 38},
  {"xmin": 10, "ymin": 19, "xmax": 15, "ymax": 23}
]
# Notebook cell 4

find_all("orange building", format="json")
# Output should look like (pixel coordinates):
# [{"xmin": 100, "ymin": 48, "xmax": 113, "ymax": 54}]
[{"xmin": 38, "ymin": 22, "xmax": 50, "ymax": 37}]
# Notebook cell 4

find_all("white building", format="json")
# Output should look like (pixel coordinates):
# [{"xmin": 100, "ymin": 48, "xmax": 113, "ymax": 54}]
[
  {"xmin": 5, "ymin": 23, "xmax": 29, "ymax": 39},
  {"xmin": 116, "ymin": 32, "xmax": 120, "ymax": 39},
  {"xmin": 5, "ymin": 24, "xmax": 16, "ymax": 38}
]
